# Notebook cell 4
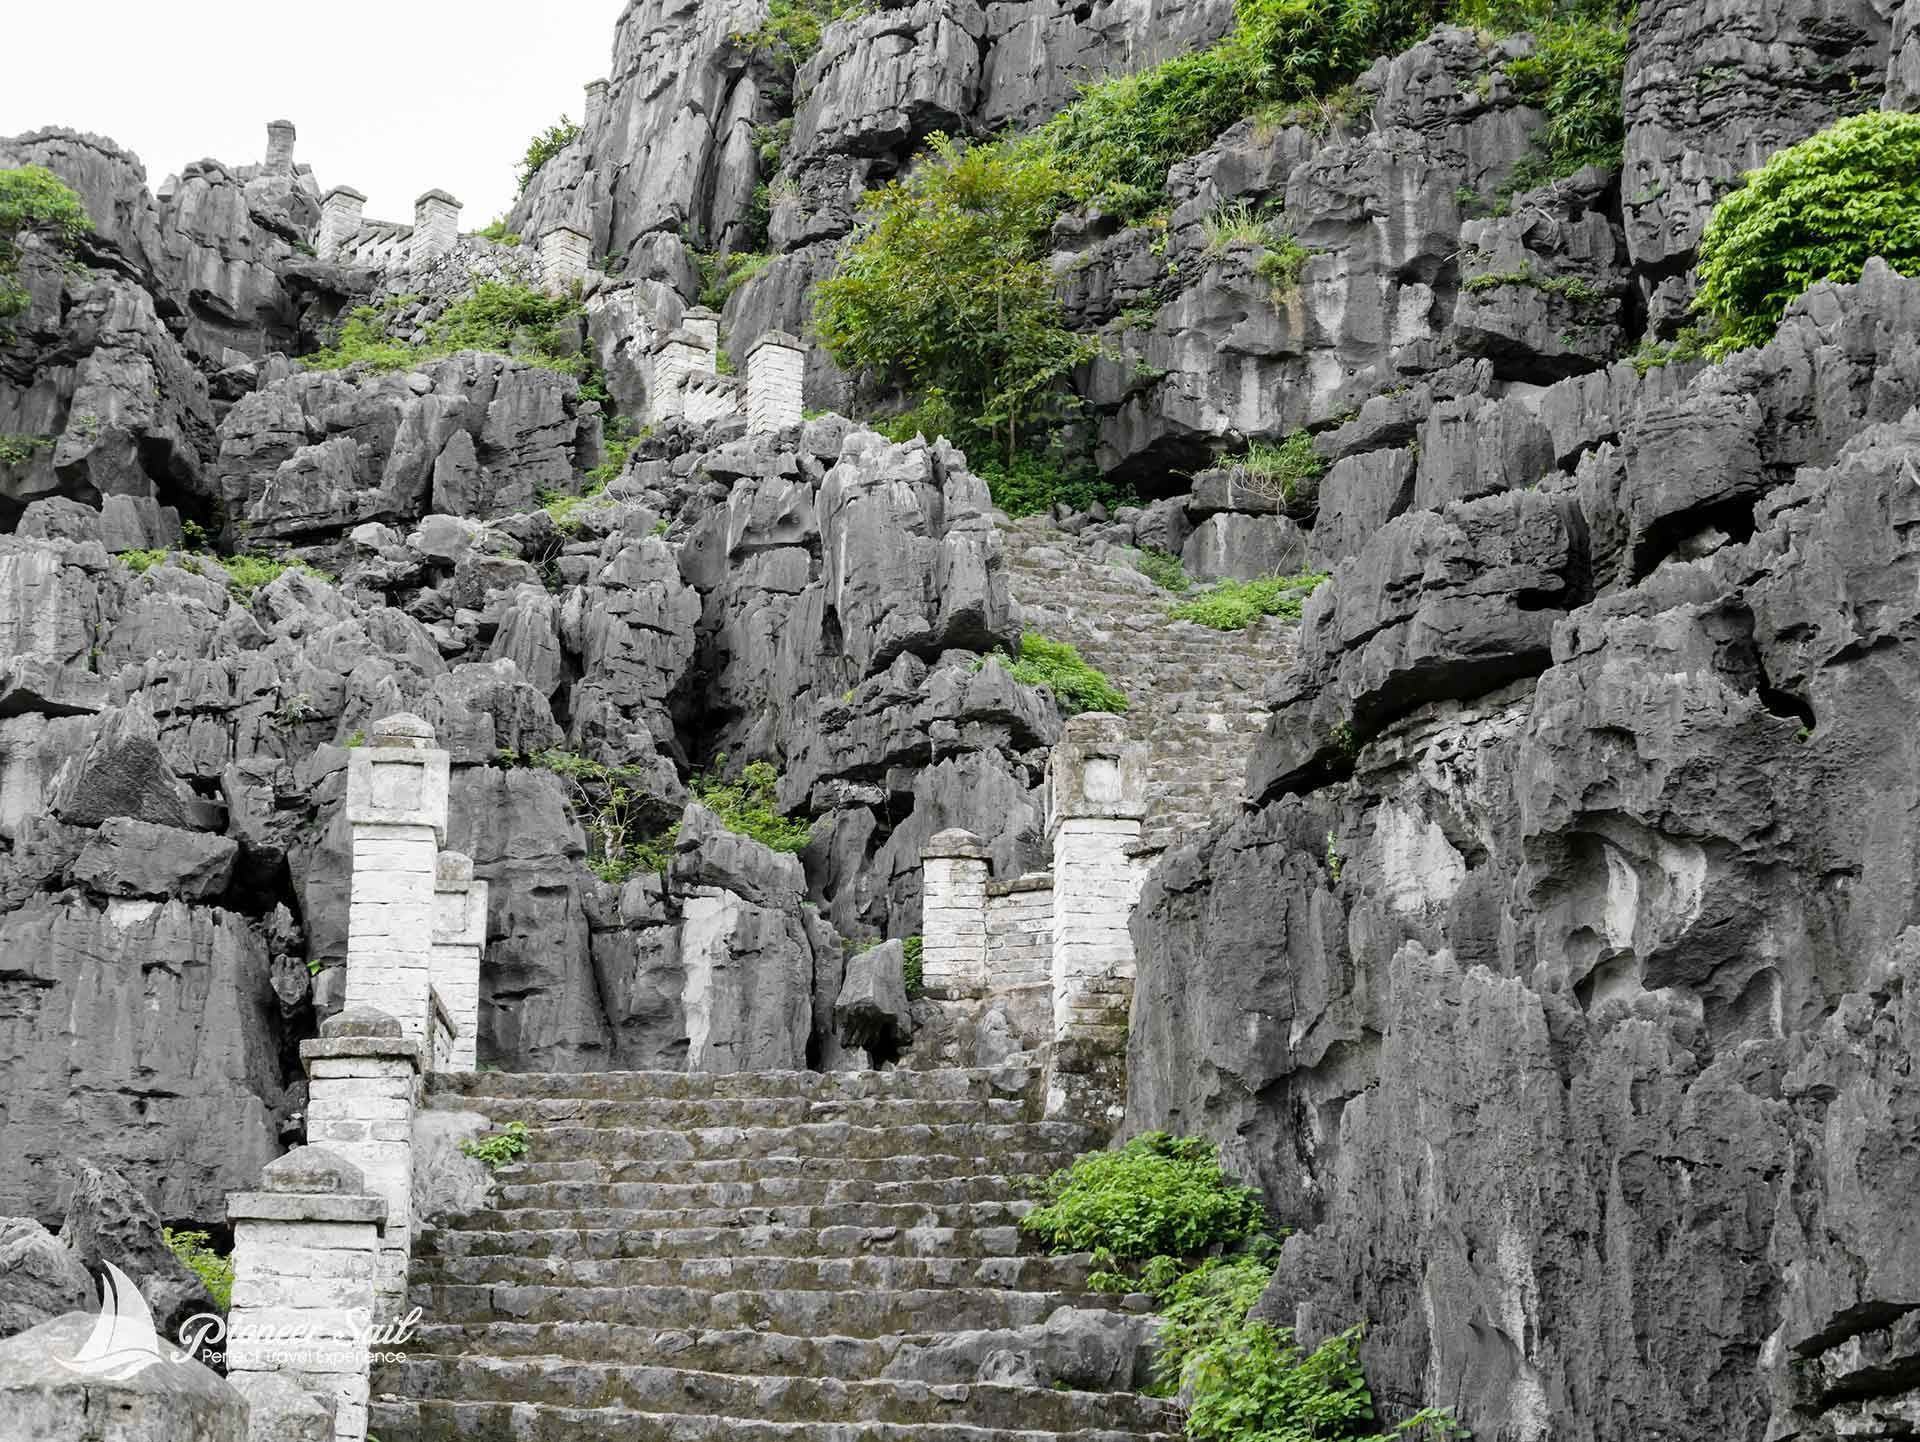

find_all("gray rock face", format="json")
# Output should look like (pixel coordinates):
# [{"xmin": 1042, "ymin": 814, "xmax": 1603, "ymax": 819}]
[
  {"xmin": 0, "ymin": 1221, "xmax": 92, "ymax": 1340},
  {"xmin": 1129, "ymin": 266, "xmax": 1920, "ymax": 1440},
  {"xmin": 60, "ymin": 1160, "xmax": 218, "ymax": 1345},
  {"xmin": 0, "ymin": 1311, "xmax": 245, "ymax": 1442}
]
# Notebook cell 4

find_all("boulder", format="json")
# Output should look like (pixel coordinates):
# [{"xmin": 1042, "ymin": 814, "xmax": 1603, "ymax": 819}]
[
  {"xmin": 71, "ymin": 818, "xmax": 239, "ymax": 900},
  {"xmin": 0, "ymin": 1221, "xmax": 91, "ymax": 1340},
  {"xmin": 835, "ymin": 939, "xmax": 913, "ymax": 1054},
  {"xmin": 59, "ymin": 1161, "xmax": 216, "ymax": 1349},
  {"xmin": 0, "ymin": 1311, "xmax": 245, "ymax": 1442}
]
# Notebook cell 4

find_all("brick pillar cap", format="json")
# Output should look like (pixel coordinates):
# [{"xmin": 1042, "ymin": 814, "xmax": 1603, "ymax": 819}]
[
  {"xmin": 654, "ymin": 328, "xmax": 712, "ymax": 353},
  {"xmin": 370, "ymin": 712, "xmax": 436, "ymax": 748},
  {"xmin": 1063, "ymin": 711, "xmax": 1131, "ymax": 746},
  {"xmin": 586, "ymin": 78, "xmax": 609, "ymax": 93},
  {"xmin": 261, "ymin": 1145, "xmax": 365, "ymax": 1195},
  {"xmin": 416, "ymin": 188, "xmax": 461, "ymax": 209},
  {"xmin": 436, "ymin": 851, "xmax": 475, "ymax": 889},
  {"xmin": 747, "ymin": 329, "xmax": 805, "ymax": 356},
  {"xmin": 923, "ymin": 828, "xmax": 989, "ymax": 860},
  {"xmin": 324, "ymin": 185, "xmax": 367, "ymax": 204},
  {"xmin": 268, "ymin": 119, "xmax": 296, "ymax": 134},
  {"xmin": 322, "ymin": 1006, "xmax": 403, "ymax": 1040},
  {"xmin": 542, "ymin": 223, "xmax": 590, "ymax": 243}
]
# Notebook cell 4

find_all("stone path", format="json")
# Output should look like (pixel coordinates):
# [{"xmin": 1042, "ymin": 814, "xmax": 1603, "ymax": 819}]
[
  {"xmin": 999, "ymin": 518, "xmax": 1298, "ymax": 851},
  {"xmin": 370, "ymin": 1067, "xmax": 1178, "ymax": 1441}
]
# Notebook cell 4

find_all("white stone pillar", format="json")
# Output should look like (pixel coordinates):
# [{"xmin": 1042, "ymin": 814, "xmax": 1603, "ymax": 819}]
[
  {"xmin": 682, "ymin": 306, "xmax": 721, "ymax": 357},
  {"xmin": 921, "ymin": 829, "xmax": 990, "ymax": 999},
  {"xmin": 265, "ymin": 120, "xmax": 297, "ymax": 176},
  {"xmin": 410, "ymin": 189, "xmax": 462, "ymax": 271},
  {"xmin": 228, "ymin": 1146, "xmax": 386, "ymax": 1442},
  {"xmin": 344, "ymin": 712, "xmax": 448, "ymax": 1042},
  {"xmin": 318, "ymin": 187, "xmax": 367, "ymax": 262},
  {"xmin": 584, "ymin": 78, "xmax": 610, "ymax": 131},
  {"xmin": 650, "ymin": 331, "xmax": 712, "ymax": 421},
  {"xmin": 301, "ymin": 1008, "xmax": 424, "ymax": 1321},
  {"xmin": 1045, "ymin": 712, "xmax": 1148, "ymax": 1125},
  {"xmin": 431, "ymin": 852, "xmax": 487, "ymax": 1072},
  {"xmin": 747, "ymin": 330, "xmax": 807, "ymax": 434},
  {"xmin": 539, "ymin": 225, "xmax": 592, "ymax": 294}
]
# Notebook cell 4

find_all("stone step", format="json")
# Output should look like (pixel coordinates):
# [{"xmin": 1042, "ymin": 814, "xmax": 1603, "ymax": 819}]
[
  {"xmin": 374, "ymin": 1358, "xmax": 1181, "ymax": 1434},
  {"xmin": 368, "ymin": 1399, "xmax": 1179, "ymax": 1442},
  {"xmin": 415, "ymin": 1221, "xmax": 1031, "ymax": 1263},
  {"xmin": 409, "ymin": 1251, "xmax": 1096, "ymax": 1296},
  {"xmin": 398, "ymin": 1320, "xmax": 912, "ymax": 1375},
  {"xmin": 436, "ymin": 1200, "xmax": 1040, "ymax": 1234},
  {"xmin": 492, "ymin": 1150, "xmax": 1077, "ymax": 1187},
  {"xmin": 437, "ymin": 1095, "xmax": 1031, "ymax": 1129},
  {"xmin": 492, "ymin": 1173, "xmax": 1034, "ymax": 1212},
  {"xmin": 409, "ymin": 1281, "xmax": 1096, "ymax": 1333},
  {"xmin": 502, "ymin": 1120, "xmax": 1091, "ymax": 1165},
  {"xmin": 427, "ymin": 1068, "xmax": 1039, "ymax": 1107}
]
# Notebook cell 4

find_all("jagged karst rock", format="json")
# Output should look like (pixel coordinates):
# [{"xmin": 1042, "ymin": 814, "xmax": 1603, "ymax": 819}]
[
  {"xmin": 0, "ymin": 1220, "xmax": 92, "ymax": 1340},
  {"xmin": 60, "ymin": 1160, "xmax": 218, "ymax": 1345}
]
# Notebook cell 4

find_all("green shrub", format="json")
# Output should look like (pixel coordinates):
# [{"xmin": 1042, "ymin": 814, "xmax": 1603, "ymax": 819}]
[
  {"xmin": 1151, "ymin": 1252, "xmax": 1279, "ymax": 1395},
  {"xmin": 733, "ymin": 0, "xmax": 874, "ymax": 66},
  {"xmin": 1629, "ymin": 322, "xmax": 1713, "ymax": 375},
  {"xmin": 518, "ymin": 117, "xmax": 580, "ymax": 194},
  {"xmin": 460, "ymin": 1120, "xmax": 531, "ymax": 1169},
  {"xmin": 118, "ymin": 548, "xmax": 169, "ymax": 575},
  {"xmin": 1134, "ymin": 547, "xmax": 1191, "ymax": 592},
  {"xmin": 302, "ymin": 304, "xmax": 431, "ymax": 372},
  {"xmin": 1234, "ymin": 431, "xmax": 1325, "ymax": 502},
  {"xmin": 697, "ymin": 249, "xmax": 775, "ymax": 309},
  {"xmin": 1002, "ymin": 632, "xmax": 1129, "ymax": 716},
  {"xmin": 1253, "ymin": 234, "xmax": 1312, "ymax": 302},
  {"xmin": 693, "ymin": 759, "xmax": 814, "ymax": 853},
  {"xmin": 975, "ymin": 449, "xmax": 1134, "ymax": 518},
  {"xmin": 1187, "ymin": 1321, "xmax": 1466, "ymax": 1441},
  {"xmin": 1172, "ymin": 572, "xmax": 1329, "ymax": 630},
  {"xmin": 477, "ymin": 217, "xmax": 522, "ymax": 247},
  {"xmin": 305, "ymin": 282, "xmax": 590, "ymax": 379},
  {"xmin": 0, "ymin": 433, "xmax": 52, "ymax": 468},
  {"xmin": 1, "ymin": 165, "xmax": 92, "ymax": 320},
  {"xmin": 540, "ymin": 482, "xmax": 607, "ymax": 534},
  {"xmin": 1202, "ymin": 200, "xmax": 1275, "ymax": 251},
  {"xmin": 816, "ymin": 135, "xmax": 1096, "ymax": 470},
  {"xmin": 1022, "ymin": 1132, "xmax": 1266, "ymax": 1260},
  {"xmin": 523, "ymin": 748, "xmax": 678, "ymax": 883},
  {"xmin": 164, "ymin": 1228, "xmax": 234, "ymax": 1311},
  {"xmin": 1696, "ymin": 110, "xmax": 1920, "ymax": 353},
  {"xmin": 224, "ymin": 554, "xmax": 330, "ymax": 597},
  {"xmin": 902, "ymin": 934, "xmax": 925, "ymax": 998},
  {"xmin": 1500, "ymin": 12, "xmax": 1629, "ymax": 190}
]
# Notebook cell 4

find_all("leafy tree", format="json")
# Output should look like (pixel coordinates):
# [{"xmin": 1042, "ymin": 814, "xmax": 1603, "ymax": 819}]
[
  {"xmin": 0, "ymin": 164, "xmax": 91, "ymax": 320},
  {"xmin": 816, "ymin": 135, "xmax": 1095, "ymax": 468},
  {"xmin": 518, "ymin": 116, "xmax": 581, "ymax": 194},
  {"xmin": 1696, "ymin": 110, "xmax": 1920, "ymax": 352}
]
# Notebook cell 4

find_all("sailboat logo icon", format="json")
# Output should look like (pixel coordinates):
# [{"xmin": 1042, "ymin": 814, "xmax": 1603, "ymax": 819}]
[{"xmin": 56, "ymin": 1261, "xmax": 186, "ymax": 1379}]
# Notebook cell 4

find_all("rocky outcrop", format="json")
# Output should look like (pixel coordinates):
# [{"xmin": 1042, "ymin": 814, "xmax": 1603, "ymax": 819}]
[{"xmin": 1128, "ymin": 264, "xmax": 1920, "ymax": 1440}]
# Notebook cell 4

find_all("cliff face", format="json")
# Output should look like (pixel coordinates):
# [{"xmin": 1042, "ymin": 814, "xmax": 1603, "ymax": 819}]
[{"xmin": 4, "ymin": 0, "xmax": 1920, "ymax": 1435}]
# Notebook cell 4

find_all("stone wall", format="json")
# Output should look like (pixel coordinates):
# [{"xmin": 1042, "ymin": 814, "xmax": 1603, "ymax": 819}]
[{"xmin": 985, "ymin": 874, "xmax": 1052, "ymax": 990}]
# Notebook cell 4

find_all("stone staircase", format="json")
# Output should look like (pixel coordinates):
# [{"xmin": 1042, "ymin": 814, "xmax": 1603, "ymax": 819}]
[
  {"xmin": 1000, "ymin": 518, "xmax": 1298, "ymax": 851},
  {"xmin": 370, "ymin": 1066, "xmax": 1180, "ymax": 1442}
]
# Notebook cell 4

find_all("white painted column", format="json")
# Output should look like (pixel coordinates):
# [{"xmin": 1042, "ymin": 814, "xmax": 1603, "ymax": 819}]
[
  {"xmin": 265, "ymin": 120, "xmax": 297, "ymax": 176},
  {"xmin": 747, "ymin": 330, "xmax": 807, "ymax": 433},
  {"xmin": 650, "ymin": 332, "xmax": 712, "ymax": 421},
  {"xmin": 1045, "ymin": 712, "xmax": 1148, "ymax": 1125},
  {"xmin": 410, "ymin": 189, "xmax": 462, "ymax": 271},
  {"xmin": 301, "ymin": 1008, "xmax": 424, "ymax": 1320},
  {"xmin": 318, "ymin": 187, "xmax": 367, "ymax": 261},
  {"xmin": 344, "ymin": 712, "xmax": 448, "ymax": 1043},
  {"xmin": 921, "ymin": 828, "xmax": 989, "ymax": 999},
  {"xmin": 431, "ymin": 851, "xmax": 487, "ymax": 1072},
  {"xmin": 227, "ymin": 1145, "xmax": 386, "ymax": 1442},
  {"xmin": 539, "ymin": 225, "xmax": 591, "ymax": 293}
]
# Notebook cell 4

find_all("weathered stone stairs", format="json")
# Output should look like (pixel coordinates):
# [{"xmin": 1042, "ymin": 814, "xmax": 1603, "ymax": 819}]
[
  {"xmin": 1000, "ymin": 518, "xmax": 1298, "ymax": 851},
  {"xmin": 370, "ymin": 1066, "xmax": 1180, "ymax": 1441}
]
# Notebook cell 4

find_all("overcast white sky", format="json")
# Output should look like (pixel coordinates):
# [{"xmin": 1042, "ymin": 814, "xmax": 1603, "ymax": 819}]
[{"xmin": 2, "ymin": 0, "xmax": 631, "ymax": 225}]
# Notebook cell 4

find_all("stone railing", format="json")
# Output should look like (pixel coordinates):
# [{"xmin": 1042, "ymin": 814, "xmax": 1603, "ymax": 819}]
[
  {"xmin": 646, "ymin": 319, "xmax": 808, "ymax": 433},
  {"xmin": 224, "ymin": 712, "xmax": 478, "ymax": 1442},
  {"xmin": 920, "ymin": 713, "xmax": 1150, "ymax": 1128}
]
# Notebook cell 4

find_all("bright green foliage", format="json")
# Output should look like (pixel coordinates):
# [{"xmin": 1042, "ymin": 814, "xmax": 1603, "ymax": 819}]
[
  {"xmin": 477, "ymin": 217, "xmax": 522, "ymax": 247},
  {"xmin": 1501, "ymin": 12, "xmax": 1630, "ymax": 190},
  {"xmin": 1187, "ymin": 1322, "xmax": 1467, "ymax": 1442},
  {"xmin": 460, "ymin": 1120, "xmax": 531, "ymax": 1169},
  {"xmin": 1253, "ymin": 234, "xmax": 1312, "ymax": 302},
  {"xmin": 1629, "ymin": 322, "xmax": 1712, "ymax": 375},
  {"xmin": 118, "ymin": 549, "xmax": 169, "ymax": 575},
  {"xmin": 1172, "ymin": 572, "xmax": 1329, "ymax": 630},
  {"xmin": 975, "ymin": 450, "xmax": 1134, "ymax": 518},
  {"xmin": 1696, "ymin": 111, "xmax": 1920, "ymax": 352},
  {"xmin": 1150, "ymin": 1253, "xmax": 1280, "ymax": 1395},
  {"xmin": 523, "ymin": 748, "xmax": 678, "ymax": 883},
  {"xmin": 224, "ymin": 554, "xmax": 330, "ymax": 597},
  {"xmin": 1021, "ymin": 1133, "xmax": 1266, "ymax": 1260},
  {"xmin": 0, "ymin": 433, "xmax": 52, "ymax": 468},
  {"xmin": 816, "ymin": 136, "xmax": 1097, "ymax": 469},
  {"xmin": 164, "ymin": 1228, "xmax": 234, "ymax": 1311},
  {"xmin": 1003, "ymin": 633, "xmax": 1130, "ymax": 716},
  {"xmin": 697, "ymin": 249, "xmax": 775, "ymax": 310},
  {"xmin": 0, "ymin": 165, "xmax": 92, "ymax": 320},
  {"xmin": 693, "ymin": 760, "xmax": 814, "ymax": 853},
  {"xmin": 734, "ymin": 0, "xmax": 874, "ymax": 67},
  {"xmin": 1134, "ymin": 548, "xmax": 1192, "ymax": 593},
  {"xmin": 902, "ymin": 935, "xmax": 925, "ymax": 998},
  {"xmin": 305, "ymin": 283, "xmax": 590, "ymax": 379},
  {"xmin": 1236, "ymin": 431, "xmax": 1325, "ymax": 501},
  {"xmin": 518, "ymin": 117, "xmax": 581, "ymax": 194},
  {"xmin": 540, "ymin": 482, "xmax": 606, "ymax": 534}
]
